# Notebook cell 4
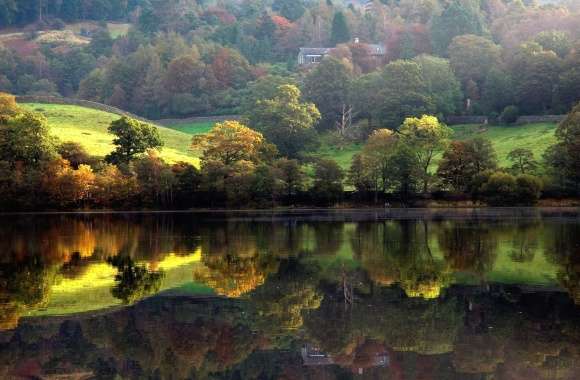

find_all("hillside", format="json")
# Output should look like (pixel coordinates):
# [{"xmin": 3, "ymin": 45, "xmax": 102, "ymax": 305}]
[
  {"xmin": 22, "ymin": 103, "xmax": 199, "ymax": 165},
  {"xmin": 315, "ymin": 123, "xmax": 559, "ymax": 169}
]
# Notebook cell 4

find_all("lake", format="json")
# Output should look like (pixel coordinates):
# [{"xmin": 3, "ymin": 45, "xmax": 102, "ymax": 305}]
[{"xmin": 0, "ymin": 209, "xmax": 579, "ymax": 379}]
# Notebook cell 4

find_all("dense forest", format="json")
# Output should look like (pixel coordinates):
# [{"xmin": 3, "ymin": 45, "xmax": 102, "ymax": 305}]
[{"xmin": 0, "ymin": 0, "xmax": 579, "ymax": 120}]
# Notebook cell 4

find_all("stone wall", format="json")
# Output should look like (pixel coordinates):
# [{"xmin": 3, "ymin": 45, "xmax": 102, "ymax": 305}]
[
  {"xmin": 515, "ymin": 115, "xmax": 565, "ymax": 125},
  {"xmin": 445, "ymin": 116, "xmax": 488, "ymax": 125}
]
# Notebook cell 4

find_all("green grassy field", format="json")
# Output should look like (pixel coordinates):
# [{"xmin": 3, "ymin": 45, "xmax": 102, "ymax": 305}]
[
  {"xmin": 315, "ymin": 123, "xmax": 558, "ymax": 169},
  {"xmin": 22, "ymin": 103, "xmax": 199, "ymax": 166},
  {"xmin": 163, "ymin": 120, "xmax": 215, "ymax": 135}
]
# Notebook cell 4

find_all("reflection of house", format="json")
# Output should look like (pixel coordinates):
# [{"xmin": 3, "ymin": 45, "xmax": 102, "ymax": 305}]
[
  {"xmin": 302, "ymin": 343, "xmax": 389, "ymax": 374},
  {"xmin": 298, "ymin": 39, "xmax": 386, "ymax": 66}
]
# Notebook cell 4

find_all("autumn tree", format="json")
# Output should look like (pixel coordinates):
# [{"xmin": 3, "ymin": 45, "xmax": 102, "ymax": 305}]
[
  {"xmin": 246, "ymin": 84, "xmax": 321, "ymax": 158},
  {"xmin": 437, "ymin": 138, "xmax": 498, "ymax": 193},
  {"xmin": 399, "ymin": 115, "xmax": 452, "ymax": 192},
  {"xmin": 192, "ymin": 121, "xmax": 270, "ymax": 166},
  {"xmin": 105, "ymin": 117, "xmax": 163, "ymax": 164}
]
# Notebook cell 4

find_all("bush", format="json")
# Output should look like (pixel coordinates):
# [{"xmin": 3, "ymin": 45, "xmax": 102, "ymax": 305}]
[
  {"xmin": 482, "ymin": 172, "xmax": 518, "ymax": 206},
  {"xmin": 481, "ymin": 171, "xmax": 542, "ymax": 206},
  {"xmin": 516, "ymin": 174, "xmax": 543, "ymax": 205},
  {"xmin": 501, "ymin": 105, "xmax": 519, "ymax": 124}
]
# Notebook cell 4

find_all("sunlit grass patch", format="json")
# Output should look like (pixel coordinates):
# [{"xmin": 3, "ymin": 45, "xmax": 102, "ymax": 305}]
[{"xmin": 21, "ymin": 103, "xmax": 199, "ymax": 166}]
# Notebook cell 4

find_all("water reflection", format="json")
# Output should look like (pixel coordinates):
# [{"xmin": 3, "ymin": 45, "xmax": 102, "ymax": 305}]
[{"xmin": 0, "ymin": 211, "xmax": 579, "ymax": 378}]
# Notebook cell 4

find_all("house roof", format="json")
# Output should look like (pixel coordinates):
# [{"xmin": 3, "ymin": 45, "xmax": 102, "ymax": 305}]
[{"xmin": 299, "ymin": 47, "xmax": 332, "ymax": 55}]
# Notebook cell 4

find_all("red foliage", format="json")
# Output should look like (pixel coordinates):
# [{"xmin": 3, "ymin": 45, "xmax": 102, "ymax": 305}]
[{"xmin": 205, "ymin": 7, "xmax": 237, "ymax": 25}]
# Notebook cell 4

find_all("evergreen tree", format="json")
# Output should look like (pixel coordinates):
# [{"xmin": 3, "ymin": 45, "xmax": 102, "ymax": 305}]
[{"xmin": 330, "ymin": 11, "xmax": 351, "ymax": 46}]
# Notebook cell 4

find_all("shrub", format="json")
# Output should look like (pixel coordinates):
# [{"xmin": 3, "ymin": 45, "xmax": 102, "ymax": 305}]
[
  {"xmin": 516, "ymin": 174, "xmax": 543, "ymax": 205},
  {"xmin": 482, "ymin": 172, "xmax": 518, "ymax": 206},
  {"xmin": 501, "ymin": 105, "xmax": 519, "ymax": 124}
]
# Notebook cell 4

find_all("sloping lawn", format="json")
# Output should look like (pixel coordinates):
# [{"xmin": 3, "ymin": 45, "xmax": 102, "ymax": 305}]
[{"xmin": 22, "ymin": 103, "xmax": 199, "ymax": 166}]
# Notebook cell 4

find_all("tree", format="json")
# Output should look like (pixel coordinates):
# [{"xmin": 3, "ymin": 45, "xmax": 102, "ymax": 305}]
[
  {"xmin": 482, "ymin": 67, "xmax": 514, "ymax": 114},
  {"xmin": 448, "ymin": 35, "xmax": 501, "ymax": 96},
  {"xmin": 377, "ymin": 60, "xmax": 435, "ymax": 129},
  {"xmin": 500, "ymin": 105, "xmax": 519, "ymax": 124},
  {"xmin": 413, "ymin": 55, "xmax": 462, "ymax": 116},
  {"xmin": 240, "ymin": 75, "xmax": 297, "ymax": 114},
  {"xmin": 106, "ymin": 117, "xmax": 163, "ymax": 164},
  {"xmin": 0, "ymin": 92, "xmax": 19, "ymax": 120},
  {"xmin": 303, "ymin": 57, "xmax": 352, "ymax": 130},
  {"xmin": 330, "ymin": 11, "xmax": 351, "ymax": 46},
  {"xmin": 0, "ymin": 111, "xmax": 57, "ymax": 167},
  {"xmin": 399, "ymin": 115, "xmax": 452, "ymax": 192},
  {"xmin": 58, "ymin": 141, "xmax": 92, "ymax": 169},
  {"xmin": 437, "ymin": 141, "xmax": 471, "ymax": 192},
  {"xmin": 192, "ymin": 121, "xmax": 270, "ymax": 166},
  {"xmin": 551, "ymin": 102, "xmax": 580, "ymax": 189},
  {"xmin": 534, "ymin": 30, "xmax": 572, "ymax": 58},
  {"xmin": 510, "ymin": 43, "xmax": 563, "ymax": 114},
  {"xmin": 310, "ymin": 159, "xmax": 344, "ymax": 205},
  {"xmin": 272, "ymin": 0, "xmax": 305, "ymax": 21},
  {"xmin": 389, "ymin": 144, "xmax": 422, "ymax": 199},
  {"xmin": 275, "ymin": 158, "xmax": 306, "ymax": 203},
  {"xmin": 507, "ymin": 148, "xmax": 538, "ymax": 175},
  {"xmin": 359, "ymin": 129, "xmax": 398, "ymax": 200},
  {"xmin": 437, "ymin": 138, "xmax": 497, "ymax": 193},
  {"xmin": 246, "ymin": 84, "xmax": 321, "ymax": 158},
  {"xmin": 431, "ymin": 0, "xmax": 487, "ymax": 54}
]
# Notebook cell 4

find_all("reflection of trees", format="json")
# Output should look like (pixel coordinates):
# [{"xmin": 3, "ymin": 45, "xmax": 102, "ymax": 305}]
[
  {"xmin": 107, "ymin": 255, "xmax": 164, "ymax": 304},
  {"xmin": 193, "ymin": 223, "xmax": 281, "ymax": 297},
  {"xmin": 249, "ymin": 260, "xmax": 323, "ymax": 332},
  {"xmin": 0, "ymin": 254, "xmax": 59, "ymax": 330},
  {"xmin": 508, "ymin": 223, "xmax": 541, "ymax": 263},
  {"xmin": 544, "ymin": 224, "xmax": 580, "ymax": 305},
  {"xmin": 437, "ymin": 221, "xmax": 499, "ymax": 277},
  {"xmin": 304, "ymin": 287, "xmax": 462, "ymax": 357},
  {"xmin": 352, "ymin": 221, "xmax": 451, "ymax": 299}
]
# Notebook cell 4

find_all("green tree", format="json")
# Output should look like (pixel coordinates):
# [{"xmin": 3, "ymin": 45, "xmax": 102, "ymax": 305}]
[
  {"xmin": 510, "ymin": 43, "xmax": 563, "ymax": 114},
  {"xmin": 272, "ymin": 0, "xmax": 306, "ymax": 21},
  {"xmin": 0, "ymin": 111, "xmax": 57, "ymax": 167},
  {"xmin": 275, "ymin": 158, "xmax": 306, "ymax": 203},
  {"xmin": 310, "ymin": 159, "xmax": 344, "ymax": 205},
  {"xmin": 246, "ymin": 84, "xmax": 321, "ymax": 158},
  {"xmin": 330, "ymin": 11, "xmax": 351, "ymax": 46},
  {"xmin": 399, "ymin": 115, "xmax": 452, "ymax": 192},
  {"xmin": 377, "ymin": 60, "xmax": 435, "ymax": 129},
  {"xmin": 303, "ymin": 57, "xmax": 352, "ymax": 130},
  {"xmin": 534, "ymin": 30, "xmax": 572, "ymax": 58},
  {"xmin": 413, "ymin": 55, "xmax": 462, "ymax": 116},
  {"xmin": 448, "ymin": 35, "xmax": 501, "ymax": 97},
  {"xmin": 430, "ymin": 0, "xmax": 487, "ymax": 54},
  {"xmin": 106, "ymin": 117, "xmax": 163, "ymax": 164},
  {"xmin": 507, "ymin": 148, "xmax": 538, "ymax": 175},
  {"xmin": 552, "ymin": 102, "xmax": 580, "ymax": 189},
  {"xmin": 240, "ymin": 75, "xmax": 297, "ymax": 115}
]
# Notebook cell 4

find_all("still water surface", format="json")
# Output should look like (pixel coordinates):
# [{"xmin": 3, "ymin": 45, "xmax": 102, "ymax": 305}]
[{"xmin": 1, "ymin": 209, "xmax": 580, "ymax": 379}]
